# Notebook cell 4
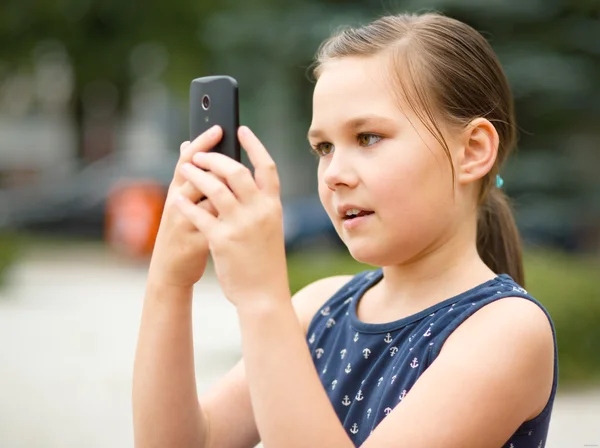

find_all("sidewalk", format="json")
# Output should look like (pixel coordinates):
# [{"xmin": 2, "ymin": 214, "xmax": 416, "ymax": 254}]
[
  {"xmin": 0, "ymin": 244, "xmax": 242, "ymax": 448},
  {"xmin": 0, "ymin": 244, "xmax": 598, "ymax": 447}
]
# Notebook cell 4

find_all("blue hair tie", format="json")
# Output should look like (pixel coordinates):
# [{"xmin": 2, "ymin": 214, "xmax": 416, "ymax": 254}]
[{"xmin": 495, "ymin": 175, "xmax": 504, "ymax": 189}]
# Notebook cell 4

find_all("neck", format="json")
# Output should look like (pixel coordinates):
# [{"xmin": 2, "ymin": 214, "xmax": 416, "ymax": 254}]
[{"xmin": 378, "ymin": 214, "xmax": 496, "ymax": 307}]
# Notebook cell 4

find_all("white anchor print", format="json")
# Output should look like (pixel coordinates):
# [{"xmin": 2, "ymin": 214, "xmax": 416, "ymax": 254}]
[
  {"xmin": 367, "ymin": 408, "xmax": 372, "ymax": 419},
  {"xmin": 391, "ymin": 374, "xmax": 397, "ymax": 384},
  {"xmin": 344, "ymin": 297, "xmax": 353, "ymax": 305},
  {"xmin": 513, "ymin": 285, "xmax": 528, "ymax": 294},
  {"xmin": 471, "ymin": 303, "xmax": 476, "ymax": 306},
  {"xmin": 340, "ymin": 349, "xmax": 347, "ymax": 359},
  {"xmin": 429, "ymin": 312, "xmax": 435, "ymax": 317},
  {"xmin": 384, "ymin": 407, "xmax": 393, "ymax": 416},
  {"xmin": 345, "ymin": 363, "xmax": 352, "ymax": 374},
  {"xmin": 399, "ymin": 390, "xmax": 407, "ymax": 401},
  {"xmin": 410, "ymin": 357, "xmax": 419, "ymax": 368},
  {"xmin": 384, "ymin": 333, "xmax": 393, "ymax": 343},
  {"xmin": 423, "ymin": 327, "xmax": 432, "ymax": 337},
  {"xmin": 447, "ymin": 307, "xmax": 454, "ymax": 313},
  {"xmin": 342, "ymin": 395, "xmax": 352, "ymax": 406},
  {"xmin": 354, "ymin": 332, "xmax": 360, "ymax": 342},
  {"xmin": 429, "ymin": 342, "xmax": 434, "ymax": 346},
  {"xmin": 326, "ymin": 318, "xmax": 336, "ymax": 328},
  {"xmin": 322, "ymin": 365, "xmax": 327, "ymax": 374},
  {"xmin": 356, "ymin": 390, "xmax": 364, "ymax": 401},
  {"xmin": 308, "ymin": 333, "xmax": 315, "ymax": 344},
  {"xmin": 350, "ymin": 423, "xmax": 359, "ymax": 435},
  {"xmin": 528, "ymin": 431, "xmax": 533, "ymax": 436},
  {"xmin": 331, "ymin": 380, "xmax": 337, "ymax": 390},
  {"xmin": 509, "ymin": 444, "xmax": 514, "ymax": 448},
  {"xmin": 390, "ymin": 346, "xmax": 399, "ymax": 357},
  {"xmin": 320, "ymin": 306, "xmax": 330, "ymax": 316},
  {"xmin": 363, "ymin": 348, "xmax": 371, "ymax": 359},
  {"xmin": 315, "ymin": 348, "xmax": 324, "ymax": 359},
  {"xmin": 538, "ymin": 440, "xmax": 543, "ymax": 448},
  {"xmin": 377, "ymin": 377, "xmax": 384, "ymax": 387}
]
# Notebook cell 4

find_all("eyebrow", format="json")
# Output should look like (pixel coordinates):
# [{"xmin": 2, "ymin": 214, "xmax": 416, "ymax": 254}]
[{"xmin": 307, "ymin": 114, "xmax": 396, "ymax": 140}]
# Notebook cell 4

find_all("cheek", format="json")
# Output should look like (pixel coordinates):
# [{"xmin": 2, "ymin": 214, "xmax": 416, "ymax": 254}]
[{"xmin": 372, "ymin": 143, "xmax": 454, "ymax": 221}]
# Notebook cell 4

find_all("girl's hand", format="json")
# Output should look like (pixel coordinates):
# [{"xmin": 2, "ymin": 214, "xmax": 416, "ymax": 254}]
[
  {"xmin": 175, "ymin": 126, "xmax": 290, "ymax": 306},
  {"xmin": 147, "ymin": 126, "xmax": 224, "ymax": 289}
]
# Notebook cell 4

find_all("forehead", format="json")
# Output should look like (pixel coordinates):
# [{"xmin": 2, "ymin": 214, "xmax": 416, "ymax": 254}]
[{"xmin": 312, "ymin": 56, "xmax": 402, "ymax": 123}]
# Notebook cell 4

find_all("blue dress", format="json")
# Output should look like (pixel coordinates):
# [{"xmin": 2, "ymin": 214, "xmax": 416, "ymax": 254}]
[{"xmin": 306, "ymin": 269, "xmax": 558, "ymax": 447}]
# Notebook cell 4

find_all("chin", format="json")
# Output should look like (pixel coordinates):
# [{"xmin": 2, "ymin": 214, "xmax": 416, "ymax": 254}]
[
  {"xmin": 345, "ymin": 237, "xmax": 422, "ymax": 268},
  {"xmin": 345, "ymin": 241, "xmax": 389, "ymax": 267}
]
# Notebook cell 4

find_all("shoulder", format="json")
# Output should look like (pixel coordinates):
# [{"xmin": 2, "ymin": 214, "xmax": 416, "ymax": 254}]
[
  {"xmin": 447, "ymin": 296, "xmax": 554, "ymax": 351},
  {"xmin": 442, "ymin": 296, "xmax": 555, "ymax": 418},
  {"xmin": 361, "ymin": 296, "xmax": 556, "ymax": 447},
  {"xmin": 291, "ymin": 274, "xmax": 355, "ymax": 334}
]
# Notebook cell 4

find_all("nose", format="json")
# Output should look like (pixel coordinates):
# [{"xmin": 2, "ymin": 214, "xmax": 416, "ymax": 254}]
[{"xmin": 322, "ymin": 149, "xmax": 359, "ymax": 191}]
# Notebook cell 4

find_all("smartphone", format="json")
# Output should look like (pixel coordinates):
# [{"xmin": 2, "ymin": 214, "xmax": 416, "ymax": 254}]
[{"xmin": 189, "ymin": 75, "xmax": 241, "ymax": 162}]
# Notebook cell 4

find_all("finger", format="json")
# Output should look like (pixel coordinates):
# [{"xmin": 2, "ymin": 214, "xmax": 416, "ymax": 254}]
[
  {"xmin": 180, "ymin": 163, "xmax": 237, "ymax": 216},
  {"xmin": 178, "ymin": 183, "xmax": 218, "ymax": 216},
  {"xmin": 173, "ymin": 126, "xmax": 223, "ymax": 187},
  {"xmin": 175, "ymin": 195, "xmax": 218, "ymax": 237},
  {"xmin": 237, "ymin": 126, "xmax": 280, "ymax": 195},
  {"xmin": 196, "ymin": 195, "xmax": 218, "ymax": 217},
  {"xmin": 191, "ymin": 152, "xmax": 258, "ymax": 203},
  {"xmin": 180, "ymin": 141, "xmax": 190, "ymax": 153},
  {"xmin": 178, "ymin": 167, "xmax": 228, "ymax": 205}
]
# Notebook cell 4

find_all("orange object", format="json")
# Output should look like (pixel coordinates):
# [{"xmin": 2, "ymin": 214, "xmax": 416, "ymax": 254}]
[{"xmin": 105, "ymin": 180, "xmax": 166, "ymax": 259}]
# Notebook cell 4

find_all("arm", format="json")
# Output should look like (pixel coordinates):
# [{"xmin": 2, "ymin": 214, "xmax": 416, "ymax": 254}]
[
  {"xmin": 132, "ymin": 270, "xmax": 351, "ymax": 448},
  {"xmin": 132, "ymin": 280, "xmax": 208, "ymax": 448},
  {"xmin": 200, "ymin": 275, "xmax": 352, "ymax": 448},
  {"xmin": 236, "ymin": 291, "xmax": 355, "ymax": 448},
  {"xmin": 237, "ymin": 296, "xmax": 554, "ymax": 448}
]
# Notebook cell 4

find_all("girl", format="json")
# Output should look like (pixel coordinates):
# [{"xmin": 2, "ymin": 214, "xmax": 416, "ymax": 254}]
[{"xmin": 132, "ymin": 12, "xmax": 557, "ymax": 448}]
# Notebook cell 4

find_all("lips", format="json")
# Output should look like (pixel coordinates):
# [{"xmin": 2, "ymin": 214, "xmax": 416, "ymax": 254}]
[
  {"xmin": 343, "ymin": 210, "xmax": 374, "ymax": 220},
  {"xmin": 336, "ymin": 204, "xmax": 374, "ymax": 219}
]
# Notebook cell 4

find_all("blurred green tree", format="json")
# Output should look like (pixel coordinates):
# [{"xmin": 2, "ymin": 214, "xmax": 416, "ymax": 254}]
[{"xmin": 0, "ymin": 0, "xmax": 216, "ymax": 164}]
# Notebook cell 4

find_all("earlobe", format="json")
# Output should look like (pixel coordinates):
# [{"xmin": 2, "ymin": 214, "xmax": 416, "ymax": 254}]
[{"xmin": 457, "ymin": 118, "xmax": 498, "ymax": 185}]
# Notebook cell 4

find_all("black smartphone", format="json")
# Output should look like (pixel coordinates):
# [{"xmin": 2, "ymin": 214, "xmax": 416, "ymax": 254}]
[{"xmin": 189, "ymin": 75, "xmax": 241, "ymax": 163}]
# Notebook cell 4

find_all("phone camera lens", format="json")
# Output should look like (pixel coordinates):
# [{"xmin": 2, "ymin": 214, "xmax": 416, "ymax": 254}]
[{"xmin": 202, "ymin": 95, "xmax": 210, "ymax": 110}]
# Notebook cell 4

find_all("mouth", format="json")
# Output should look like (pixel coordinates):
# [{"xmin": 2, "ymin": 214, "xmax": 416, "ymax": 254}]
[{"xmin": 342, "ymin": 209, "xmax": 375, "ymax": 221}]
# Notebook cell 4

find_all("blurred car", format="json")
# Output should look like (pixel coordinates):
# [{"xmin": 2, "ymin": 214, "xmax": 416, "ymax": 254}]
[{"xmin": 1, "ymin": 150, "xmax": 342, "ymax": 255}]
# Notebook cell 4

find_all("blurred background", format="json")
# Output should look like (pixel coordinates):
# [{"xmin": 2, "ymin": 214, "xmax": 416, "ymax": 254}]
[{"xmin": 0, "ymin": 0, "xmax": 599, "ymax": 447}]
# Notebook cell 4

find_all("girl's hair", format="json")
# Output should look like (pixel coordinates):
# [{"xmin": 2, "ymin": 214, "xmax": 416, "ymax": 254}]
[{"xmin": 312, "ymin": 12, "xmax": 525, "ymax": 286}]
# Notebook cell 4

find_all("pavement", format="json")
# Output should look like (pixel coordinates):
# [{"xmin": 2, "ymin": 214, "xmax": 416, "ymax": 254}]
[{"xmin": 0, "ymin": 243, "xmax": 598, "ymax": 448}]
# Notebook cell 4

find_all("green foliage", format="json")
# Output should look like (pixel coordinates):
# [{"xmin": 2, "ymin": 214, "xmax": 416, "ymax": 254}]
[
  {"xmin": 524, "ymin": 250, "xmax": 600, "ymax": 388},
  {"xmin": 0, "ymin": 232, "xmax": 22, "ymax": 288},
  {"xmin": 286, "ymin": 248, "xmax": 600, "ymax": 387}
]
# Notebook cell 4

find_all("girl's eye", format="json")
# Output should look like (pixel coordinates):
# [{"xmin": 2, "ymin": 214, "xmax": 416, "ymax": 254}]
[
  {"xmin": 311, "ymin": 142, "xmax": 334, "ymax": 157},
  {"xmin": 357, "ymin": 133, "xmax": 382, "ymax": 146}
]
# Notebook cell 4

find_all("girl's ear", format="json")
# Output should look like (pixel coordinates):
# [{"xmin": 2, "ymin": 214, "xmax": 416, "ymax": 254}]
[{"xmin": 456, "ymin": 117, "xmax": 498, "ymax": 185}]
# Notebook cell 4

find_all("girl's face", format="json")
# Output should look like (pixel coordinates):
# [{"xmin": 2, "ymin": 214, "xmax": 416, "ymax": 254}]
[{"xmin": 309, "ymin": 56, "xmax": 469, "ymax": 266}]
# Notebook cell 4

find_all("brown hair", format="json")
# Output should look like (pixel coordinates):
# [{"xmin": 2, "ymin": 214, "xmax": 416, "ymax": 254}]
[{"xmin": 312, "ymin": 12, "xmax": 525, "ymax": 285}]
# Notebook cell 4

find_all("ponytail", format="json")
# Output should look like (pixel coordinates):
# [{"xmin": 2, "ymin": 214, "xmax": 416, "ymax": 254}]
[{"xmin": 477, "ymin": 188, "xmax": 525, "ymax": 286}]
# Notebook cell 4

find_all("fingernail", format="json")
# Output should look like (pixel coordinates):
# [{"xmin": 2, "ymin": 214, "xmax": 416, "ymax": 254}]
[
  {"xmin": 208, "ymin": 125, "xmax": 219, "ymax": 137},
  {"xmin": 240, "ymin": 126, "xmax": 250, "ymax": 136}
]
